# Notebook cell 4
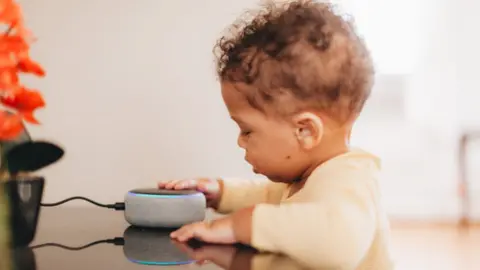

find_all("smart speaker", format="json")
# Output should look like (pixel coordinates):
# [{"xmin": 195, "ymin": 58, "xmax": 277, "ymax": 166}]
[{"xmin": 124, "ymin": 188, "xmax": 206, "ymax": 228}]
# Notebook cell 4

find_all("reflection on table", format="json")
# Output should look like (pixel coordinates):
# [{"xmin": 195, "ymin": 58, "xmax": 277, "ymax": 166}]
[{"xmin": 11, "ymin": 225, "xmax": 315, "ymax": 270}]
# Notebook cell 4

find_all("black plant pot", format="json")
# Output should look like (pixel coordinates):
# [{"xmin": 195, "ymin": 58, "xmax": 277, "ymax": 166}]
[
  {"xmin": 2, "ymin": 176, "xmax": 44, "ymax": 247},
  {"xmin": 11, "ymin": 246, "xmax": 36, "ymax": 270}
]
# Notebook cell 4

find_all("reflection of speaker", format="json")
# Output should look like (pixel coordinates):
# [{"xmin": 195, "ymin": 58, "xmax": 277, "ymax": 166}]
[
  {"xmin": 123, "ymin": 226, "xmax": 195, "ymax": 266},
  {"xmin": 30, "ymin": 226, "xmax": 200, "ymax": 267}
]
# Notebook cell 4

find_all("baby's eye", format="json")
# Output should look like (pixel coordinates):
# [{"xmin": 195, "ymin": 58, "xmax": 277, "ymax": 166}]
[{"xmin": 241, "ymin": 130, "xmax": 251, "ymax": 136}]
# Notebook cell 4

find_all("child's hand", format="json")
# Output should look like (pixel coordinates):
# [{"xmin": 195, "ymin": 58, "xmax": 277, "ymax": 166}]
[
  {"xmin": 170, "ymin": 216, "xmax": 236, "ymax": 244},
  {"xmin": 170, "ymin": 207, "xmax": 254, "ymax": 245},
  {"xmin": 158, "ymin": 177, "xmax": 223, "ymax": 208}
]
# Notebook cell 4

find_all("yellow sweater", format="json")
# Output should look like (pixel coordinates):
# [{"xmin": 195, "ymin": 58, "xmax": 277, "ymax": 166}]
[{"xmin": 217, "ymin": 149, "xmax": 394, "ymax": 270}]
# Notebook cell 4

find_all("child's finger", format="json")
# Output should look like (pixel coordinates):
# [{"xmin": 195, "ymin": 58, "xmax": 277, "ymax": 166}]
[
  {"xmin": 158, "ymin": 180, "xmax": 176, "ymax": 188},
  {"xmin": 174, "ymin": 179, "xmax": 197, "ymax": 189},
  {"xmin": 195, "ymin": 260, "xmax": 210, "ymax": 266},
  {"xmin": 165, "ymin": 179, "xmax": 184, "ymax": 189},
  {"xmin": 157, "ymin": 181, "xmax": 169, "ymax": 188},
  {"xmin": 171, "ymin": 224, "xmax": 196, "ymax": 242}
]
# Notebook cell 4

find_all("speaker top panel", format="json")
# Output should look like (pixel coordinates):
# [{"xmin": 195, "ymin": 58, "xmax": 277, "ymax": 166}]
[{"xmin": 128, "ymin": 188, "xmax": 201, "ymax": 196}]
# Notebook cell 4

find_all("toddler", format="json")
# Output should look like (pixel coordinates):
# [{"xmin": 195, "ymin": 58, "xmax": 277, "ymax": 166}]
[{"xmin": 159, "ymin": 0, "xmax": 393, "ymax": 269}]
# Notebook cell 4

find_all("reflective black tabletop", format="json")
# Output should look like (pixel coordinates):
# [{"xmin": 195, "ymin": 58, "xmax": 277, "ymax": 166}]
[{"xmin": 11, "ymin": 207, "xmax": 310, "ymax": 270}]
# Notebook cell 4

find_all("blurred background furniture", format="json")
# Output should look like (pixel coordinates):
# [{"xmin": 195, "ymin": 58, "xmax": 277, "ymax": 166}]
[{"xmin": 458, "ymin": 130, "xmax": 480, "ymax": 227}]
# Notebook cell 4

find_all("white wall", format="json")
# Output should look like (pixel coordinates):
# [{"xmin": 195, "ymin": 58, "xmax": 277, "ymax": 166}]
[
  {"xmin": 451, "ymin": 0, "xmax": 480, "ymax": 222},
  {"xmin": 20, "ymin": 0, "xmax": 256, "ymax": 204},
  {"xmin": 400, "ymin": 0, "xmax": 480, "ymax": 221},
  {"xmin": 18, "ymin": 0, "xmax": 480, "ymax": 221}
]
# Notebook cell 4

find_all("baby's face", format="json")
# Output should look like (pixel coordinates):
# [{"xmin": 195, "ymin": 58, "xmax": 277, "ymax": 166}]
[{"xmin": 220, "ymin": 82, "xmax": 312, "ymax": 183}]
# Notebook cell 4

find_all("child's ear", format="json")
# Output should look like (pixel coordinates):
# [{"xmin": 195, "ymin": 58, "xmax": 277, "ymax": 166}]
[{"xmin": 292, "ymin": 112, "xmax": 323, "ymax": 150}]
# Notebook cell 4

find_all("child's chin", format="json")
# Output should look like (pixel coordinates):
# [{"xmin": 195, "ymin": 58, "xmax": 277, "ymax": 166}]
[{"xmin": 251, "ymin": 166, "xmax": 265, "ymax": 176}]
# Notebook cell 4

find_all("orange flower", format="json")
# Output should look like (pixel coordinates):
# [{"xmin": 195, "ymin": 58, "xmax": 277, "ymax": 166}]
[
  {"xmin": 0, "ymin": 0, "xmax": 46, "ymax": 139},
  {"xmin": 0, "ymin": 110, "xmax": 22, "ymax": 140},
  {"xmin": 0, "ymin": 0, "xmax": 21, "ymax": 26},
  {"xmin": 17, "ymin": 58, "xmax": 45, "ymax": 76},
  {"xmin": 0, "ymin": 35, "xmax": 28, "ymax": 54},
  {"xmin": 1, "ymin": 87, "xmax": 45, "ymax": 123},
  {"xmin": 0, "ymin": 68, "xmax": 18, "ymax": 88}
]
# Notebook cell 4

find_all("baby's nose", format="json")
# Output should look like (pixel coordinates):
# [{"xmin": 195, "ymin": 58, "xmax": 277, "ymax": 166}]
[{"xmin": 237, "ymin": 135, "xmax": 246, "ymax": 149}]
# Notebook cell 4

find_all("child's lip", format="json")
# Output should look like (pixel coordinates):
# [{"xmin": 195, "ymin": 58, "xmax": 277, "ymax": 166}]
[{"xmin": 250, "ymin": 164, "xmax": 258, "ymax": 173}]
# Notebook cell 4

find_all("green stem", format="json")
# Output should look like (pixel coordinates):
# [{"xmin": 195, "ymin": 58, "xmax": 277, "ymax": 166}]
[
  {"xmin": 0, "ymin": 151, "xmax": 10, "ymax": 182},
  {"xmin": 0, "ymin": 183, "xmax": 12, "ymax": 270}
]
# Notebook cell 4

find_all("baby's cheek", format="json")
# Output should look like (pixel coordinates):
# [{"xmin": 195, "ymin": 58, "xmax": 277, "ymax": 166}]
[
  {"xmin": 250, "ymin": 135, "xmax": 290, "ymax": 160},
  {"xmin": 246, "ymin": 142, "xmax": 271, "ymax": 161}
]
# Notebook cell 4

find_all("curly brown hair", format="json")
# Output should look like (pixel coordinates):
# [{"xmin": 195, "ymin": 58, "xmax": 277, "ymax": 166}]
[{"xmin": 214, "ymin": 0, "xmax": 374, "ymax": 122}]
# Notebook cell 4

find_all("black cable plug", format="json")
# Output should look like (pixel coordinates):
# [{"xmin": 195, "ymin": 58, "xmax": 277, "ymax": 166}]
[{"xmin": 112, "ymin": 202, "xmax": 125, "ymax": 211}]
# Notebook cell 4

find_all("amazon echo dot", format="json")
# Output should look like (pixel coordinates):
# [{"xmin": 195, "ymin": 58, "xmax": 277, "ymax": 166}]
[{"xmin": 124, "ymin": 188, "xmax": 206, "ymax": 228}]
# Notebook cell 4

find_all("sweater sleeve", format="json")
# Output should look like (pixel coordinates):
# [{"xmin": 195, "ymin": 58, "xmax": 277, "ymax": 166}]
[
  {"xmin": 250, "ymin": 170, "xmax": 377, "ymax": 269},
  {"xmin": 216, "ymin": 178, "xmax": 285, "ymax": 214}
]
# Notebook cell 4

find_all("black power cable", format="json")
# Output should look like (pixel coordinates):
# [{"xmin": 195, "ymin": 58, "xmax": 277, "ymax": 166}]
[{"xmin": 40, "ymin": 196, "xmax": 125, "ymax": 211}]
